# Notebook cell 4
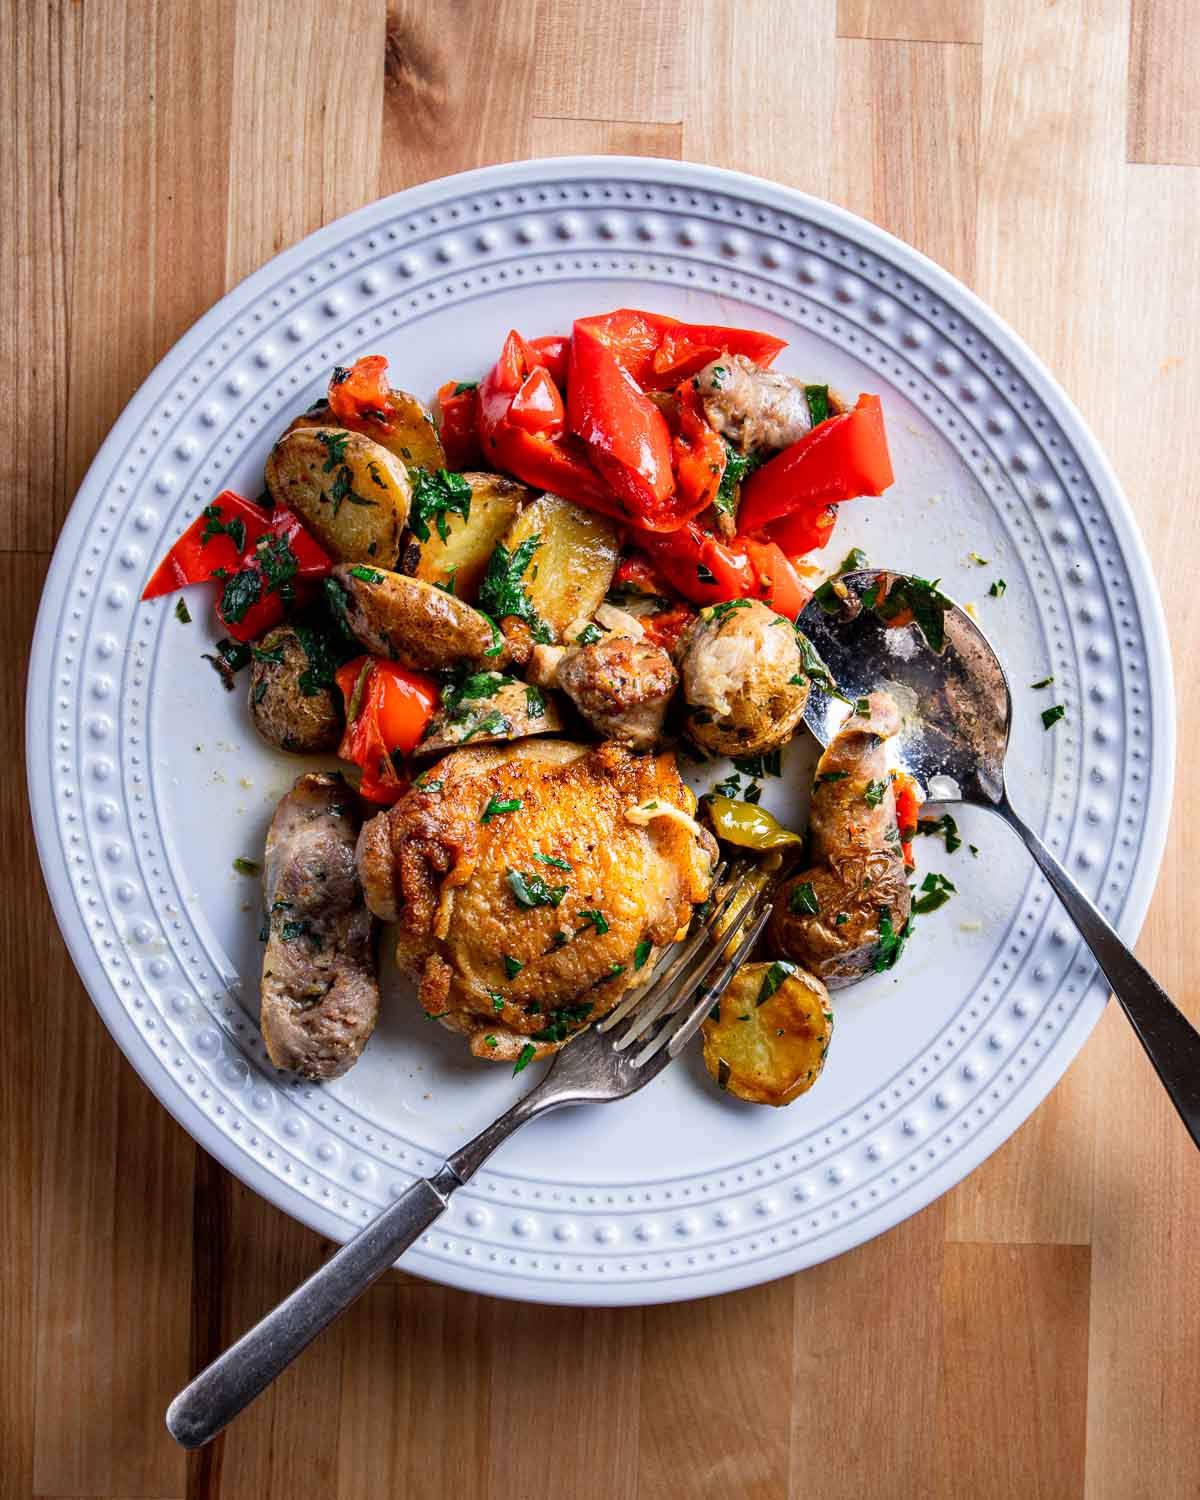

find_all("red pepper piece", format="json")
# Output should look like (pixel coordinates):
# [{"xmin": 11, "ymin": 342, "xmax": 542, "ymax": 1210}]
[
  {"xmin": 528, "ymin": 334, "xmax": 569, "ymax": 388},
  {"xmin": 572, "ymin": 309, "xmax": 787, "ymax": 389},
  {"xmin": 507, "ymin": 363, "xmax": 566, "ymax": 437},
  {"xmin": 329, "ymin": 355, "xmax": 395, "ymax": 432},
  {"xmin": 213, "ymin": 510, "xmax": 331, "ymax": 642},
  {"xmin": 335, "ymin": 657, "xmax": 438, "ymax": 804},
  {"xmin": 567, "ymin": 323, "xmax": 675, "ymax": 516},
  {"xmin": 142, "ymin": 490, "xmax": 271, "ymax": 599},
  {"xmin": 669, "ymin": 378, "xmax": 727, "ymax": 522},
  {"xmin": 760, "ymin": 502, "xmax": 838, "ymax": 558},
  {"xmin": 637, "ymin": 523, "xmax": 810, "ymax": 617},
  {"xmin": 737, "ymin": 394, "xmax": 894, "ymax": 533},
  {"xmin": 436, "ymin": 380, "xmax": 483, "ymax": 470}
]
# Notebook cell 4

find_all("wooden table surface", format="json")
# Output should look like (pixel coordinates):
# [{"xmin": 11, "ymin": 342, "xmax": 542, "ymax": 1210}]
[{"xmin": 7, "ymin": 1, "xmax": 1200, "ymax": 1496}]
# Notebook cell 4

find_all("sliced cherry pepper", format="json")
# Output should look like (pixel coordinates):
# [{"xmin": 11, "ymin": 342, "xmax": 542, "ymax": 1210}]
[
  {"xmin": 329, "ymin": 355, "xmax": 395, "ymax": 432},
  {"xmin": 335, "ymin": 656, "xmax": 438, "ymax": 805},
  {"xmin": 142, "ymin": 490, "xmax": 271, "ymax": 599},
  {"xmin": 436, "ymin": 380, "xmax": 483, "ymax": 469},
  {"xmin": 670, "ymin": 378, "xmax": 727, "ymax": 521},
  {"xmin": 737, "ymin": 393, "xmax": 894, "ymax": 533},
  {"xmin": 567, "ymin": 323, "xmax": 675, "ymax": 516}
]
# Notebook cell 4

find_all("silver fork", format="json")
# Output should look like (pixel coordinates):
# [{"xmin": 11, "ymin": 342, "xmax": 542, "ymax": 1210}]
[{"xmin": 166, "ymin": 862, "xmax": 770, "ymax": 1449}]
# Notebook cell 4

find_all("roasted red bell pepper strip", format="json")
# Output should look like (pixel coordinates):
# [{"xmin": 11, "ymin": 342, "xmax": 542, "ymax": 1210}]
[
  {"xmin": 507, "ymin": 363, "xmax": 566, "ymax": 437},
  {"xmin": 572, "ymin": 309, "xmax": 786, "ymax": 390},
  {"xmin": 142, "ymin": 491, "xmax": 271, "ymax": 599},
  {"xmin": 436, "ymin": 380, "xmax": 483, "ymax": 469},
  {"xmin": 567, "ymin": 323, "xmax": 675, "ymax": 517},
  {"xmin": 478, "ymin": 331, "xmax": 623, "ymax": 518},
  {"xmin": 329, "ymin": 355, "xmax": 395, "ymax": 432},
  {"xmin": 528, "ymin": 334, "xmax": 569, "ymax": 388},
  {"xmin": 335, "ymin": 656, "xmax": 438, "ymax": 805},
  {"xmin": 638, "ymin": 524, "xmax": 811, "ymax": 618},
  {"xmin": 760, "ymin": 502, "xmax": 838, "ymax": 558},
  {"xmin": 640, "ymin": 604, "xmax": 696, "ymax": 653},
  {"xmin": 737, "ymin": 394, "xmax": 894, "ymax": 533},
  {"xmin": 213, "ymin": 510, "xmax": 332, "ymax": 642}
]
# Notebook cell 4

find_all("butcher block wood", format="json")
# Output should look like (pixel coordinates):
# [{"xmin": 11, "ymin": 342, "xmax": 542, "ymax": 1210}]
[{"xmin": 5, "ymin": 2, "xmax": 1200, "ymax": 1496}]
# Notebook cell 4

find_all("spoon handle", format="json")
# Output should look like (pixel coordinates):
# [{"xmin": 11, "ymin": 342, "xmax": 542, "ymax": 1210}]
[{"xmin": 996, "ymin": 795, "xmax": 1200, "ymax": 1150}]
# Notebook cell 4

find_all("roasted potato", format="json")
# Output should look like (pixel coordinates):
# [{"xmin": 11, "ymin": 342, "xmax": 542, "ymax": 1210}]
[
  {"xmin": 265, "ymin": 427, "xmax": 410, "ymax": 567},
  {"xmin": 702, "ymin": 960, "xmax": 833, "ymax": 1106},
  {"xmin": 329, "ymin": 563, "xmax": 512, "ymax": 671},
  {"xmin": 247, "ymin": 624, "xmax": 345, "ymax": 753},
  {"xmin": 678, "ymin": 599, "xmax": 809, "ymax": 757},
  {"xmin": 416, "ymin": 675, "xmax": 564, "ymax": 755},
  {"xmin": 489, "ymin": 493, "xmax": 620, "ymax": 651},
  {"xmin": 285, "ymin": 391, "xmax": 445, "ymax": 473},
  {"xmin": 400, "ymin": 472, "xmax": 530, "ymax": 601}
]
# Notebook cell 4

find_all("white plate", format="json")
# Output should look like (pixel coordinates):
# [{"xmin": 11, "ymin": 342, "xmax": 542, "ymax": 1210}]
[{"xmin": 27, "ymin": 159, "xmax": 1173, "ymax": 1306}]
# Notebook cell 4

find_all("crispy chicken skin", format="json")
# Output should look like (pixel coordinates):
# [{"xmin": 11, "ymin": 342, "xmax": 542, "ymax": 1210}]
[
  {"xmin": 695, "ymin": 354, "xmax": 814, "ymax": 455},
  {"xmin": 260, "ymin": 772, "xmax": 380, "ymax": 1079},
  {"xmin": 356, "ymin": 739, "xmax": 717, "ymax": 1061},
  {"xmin": 770, "ymin": 692, "xmax": 911, "ymax": 987},
  {"xmin": 529, "ymin": 635, "xmax": 678, "ymax": 750}
]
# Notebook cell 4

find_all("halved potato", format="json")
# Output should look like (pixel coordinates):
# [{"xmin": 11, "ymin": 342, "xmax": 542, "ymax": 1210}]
[
  {"xmin": 416, "ymin": 676, "xmax": 564, "ymax": 755},
  {"xmin": 702, "ymin": 960, "xmax": 833, "ymax": 1106},
  {"xmin": 265, "ymin": 427, "xmax": 410, "ymax": 567},
  {"xmin": 490, "ymin": 493, "xmax": 620, "ymax": 648},
  {"xmin": 285, "ymin": 392, "xmax": 445, "ymax": 472},
  {"xmin": 400, "ymin": 473, "xmax": 530, "ymax": 601},
  {"xmin": 330, "ymin": 563, "xmax": 511, "ymax": 671}
]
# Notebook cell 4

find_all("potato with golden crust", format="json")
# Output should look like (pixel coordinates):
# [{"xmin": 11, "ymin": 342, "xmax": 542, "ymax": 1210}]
[
  {"xmin": 702, "ymin": 960, "xmax": 833, "ymax": 1105},
  {"xmin": 265, "ymin": 427, "xmax": 410, "ymax": 567},
  {"xmin": 677, "ymin": 599, "xmax": 809, "ymax": 757},
  {"xmin": 769, "ymin": 691, "xmax": 912, "ymax": 986},
  {"xmin": 329, "ymin": 563, "xmax": 512, "ymax": 671},
  {"xmin": 284, "ymin": 391, "xmax": 446, "ymax": 473},
  {"xmin": 355, "ymin": 739, "xmax": 716, "ymax": 1063},
  {"xmin": 400, "ymin": 472, "xmax": 531, "ymax": 601},
  {"xmin": 416, "ymin": 674, "xmax": 565, "ymax": 755}
]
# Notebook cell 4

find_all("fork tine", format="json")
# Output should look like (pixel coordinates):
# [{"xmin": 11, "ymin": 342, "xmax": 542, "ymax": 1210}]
[
  {"xmin": 633, "ymin": 903, "xmax": 772, "ymax": 1068},
  {"xmin": 605, "ymin": 864, "xmax": 755, "ymax": 1048},
  {"xmin": 597, "ymin": 859, "xmax": 745, "ymax": 1037}
]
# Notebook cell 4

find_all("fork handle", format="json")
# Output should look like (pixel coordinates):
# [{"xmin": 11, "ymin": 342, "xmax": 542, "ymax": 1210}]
[
  {"xmin": 997, "ymin": 792, "xmax": 1200, "ymax": 1150},
  {"xmin": 166, "ymin": 1088, "xmax": 547, "ymax": 1449}
]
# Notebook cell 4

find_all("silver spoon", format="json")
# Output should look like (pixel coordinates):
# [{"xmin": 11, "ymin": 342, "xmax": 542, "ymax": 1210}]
[{"xmin": 797, "ymin": 569, "xmax": 1200, "ymax": 1150}]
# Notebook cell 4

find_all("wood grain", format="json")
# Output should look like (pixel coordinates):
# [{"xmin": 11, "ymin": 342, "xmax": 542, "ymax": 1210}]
[
  {"xmin": 1128, "ymin": 0, "xmax": 1200, "ymax": 165},
  {"xmin": 838, "ymin": 0, "xmax": 984, "ymax": 44},
  {"xmin": 937, "ymin": 1244, "xmax": 1092, "ymax": 1499},
  {"xmin": 9, "ymin": 2, "xmax": 1200, "ymax": 1496}
]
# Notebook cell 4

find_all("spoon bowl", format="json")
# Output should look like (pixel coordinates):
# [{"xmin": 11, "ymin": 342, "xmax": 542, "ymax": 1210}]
[{"xmin": 796, "ymin": 569, "xmax": 1200, "ymax": 1152}]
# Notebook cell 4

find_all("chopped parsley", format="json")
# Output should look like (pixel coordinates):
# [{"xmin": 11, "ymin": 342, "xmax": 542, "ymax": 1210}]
[
  {"xmin": 203, "ymin": 637, "xmax": 252, "ymax": 690},
  {"xmin": 503, "ymin": 955, "xmax": 524, "ymax": 980},
  {"xmin": 989, "ymin": 578, "xmax": 1007, "ymax": 598},
  {"xmin": 531, "ymin": 852, "xmax": 572, "ymax": 871},
  {"xmin": 324, "ymin": 576, "xmax": 355, "ymax": 638},
  {"xmin": 255, "ymin": 532, "xmax": 299, "ymax": 601},
  {"xmin": 483, "ymin": 1035, "xmax": 498, "ymax": 1049},
  {"xmin": 530, "ymin": 1002, "xmax": 593, "ymax": 1043},
  {"xmin": 513, "ymin": 1043, "xmax": 537, "ymax": 1076},
  {"xmin": 415, "ymin": 776, "xmax": 444, "ymax": 793},
  {"xmin": 478, "ymin": 535, "xmax": 551, "ymax": 643},
  {"xmin": 440, "ymin": 665, "xmax": 505, "ymax": 719},
  {"xmin": 1042, "ymin": 703, "xmax": 1066, "ymax": 730},
  {"xmin": 912, "ymin": 871, "xmax": 957, "ymax": 915},
  {"xmin": 292, "ymin": 622, "xmax": 347, "ymax": 697},
  {"xmin": 252, "ymin": 643, "xmax": 284, "ymax": 665},
  {"xmin": 705, "ymin": 597, "xmax": 754, "ymax": 623},
  {"xmin": 835, "ymin": 912, "xmax": 849, "ymax": 926},
  {"xmin": 489, "ymin": 992, "xmax": 506, "ymax": 1013},
  {"xmin": 453, "ymin": 380, "xmax": 478, "ymax": 395},
  {"xmin": 805, "ymin": 383, "xmax": 831, "ymax": 427},
  {"xmin": 410, "ymin": 467, "xmax": 473, "ymax": 543},
  {"xmin": 872, "ymin": 908, "xmax": 909, "ymax": 972},
  {"xmin": 506, "ymin": 868, "xmax": 568, "ymax": 909},
  {"xmin": 575, "ymin": 622, "xmax": 603, "ymax": 645},
  {"xmin": 200, "ymin": 503, "xmax": 247, "ymax": 555},
  {"xmin": 1031, "ymin": 675, "xmax": 1054, "ymax": 690},
  {"xmin": 916, "ymin": 812, "xmax": 962, "ymax": 854},
  {"xmin": 864, "ymin": 778, "xmax": 887, "ymax": 808},
  {"xmin": 866, "ymin": 574, "xmax": 952, "ymax": 653},
  {"xmin": 812, "ymin": 574, "xmax": 850, "ymax": 615},
  {"xmin": 281, "ymin": 918, "xmax": 322, "ymax": 949},
  {"xmin": 816, "ymin": 770, "xmax": 849, "ymax": 784},
  {"xmin": 838, "ymin": 547, "xmax": 869, "ymax": 573},
  {"xmin": 968, "ymin": 550, "xmax": 989, "ymax": 566},
  {"xmin": 789, "ymin": 882, "xmax": 820, "ymax": 915},
  {"xmin": 855, "ymin": 697, "xmax": 871, "ymax": 716},
  {"xmin": 174, "ymin": 598, "xmax": 191, "ymax": 624},
  {"xmin": 232, "ymin": 857, "xmax": 260, "ymax": 876},
  {"xmin": 795, "ymin": 630, "xmax": 849, "ymax": 702},
  {"xmin": 218, "ymin": 567, "xmax": 262, "ymax": 625},
  {"xmin": 713, "ymin": 444, "xmax": 763, "ymax": 517},
  {"xmin": 328, "ymin": 464, "xmax": 377, "ymax": 515},
  {"xmin": 314, "ymin": 429, "xmax": 349, "ymax": 472},
  {"xmin": 481, "ymin": 795, "xmax": 522, "ymax": 824},
  {"xmin": 696, "ymin": 562, "xmax": 718, "ymax": 585},
  {"xmin": 756, "ymin": 961, "xmax": 797, "ymax": 1006},
  {"xmin": 576, "ymin": 909, "xmax": 609, "ymax": 936},
  {"xmin": 525, "ymin": 684, "xmax": 545, "ymax": 720},
  {"xmin": 349, "ymin": 565, "xmax": 384, "ymax": 584},
  {"xmin": 460, "ymin": 708, "xmax": 510, "ymax": 742},
  {"xmin": 732, "ymin": 750, "xmax": 782, "ymax": 779},
  {"xmin": 633, "ymin": 939, "xmax": 652, "ymax": 970}
]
